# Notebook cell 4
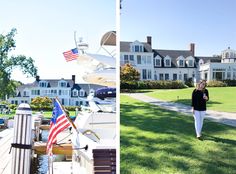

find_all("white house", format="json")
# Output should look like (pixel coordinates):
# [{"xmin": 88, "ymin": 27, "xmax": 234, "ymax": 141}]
[
  {"xmin": 198, "ymin": 47, "xmax": 236, "ymax": 81},
  {"xmin": 8, "ymin": 75, "xmax": 105, "ymax": 106},
  {"xmin": 120, "ymin": 36, "xmax": 236, "ymax": 83},
  {"xmin": 120, "ymin": 37, "xmax": 154, "ymax": 80}
]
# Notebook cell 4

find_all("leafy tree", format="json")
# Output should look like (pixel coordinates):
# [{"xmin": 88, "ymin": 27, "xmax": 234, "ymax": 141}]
[
  {"xmin": 120, "ymin": 63, "xmax": 140, "ymax": 82},
  {"xmin": 0, "ymin": 28, "xmax": 37, "ymax": 99},
  {"xmin": 31, "ymin": 96, "xmax": 52, "ymax": 111}
]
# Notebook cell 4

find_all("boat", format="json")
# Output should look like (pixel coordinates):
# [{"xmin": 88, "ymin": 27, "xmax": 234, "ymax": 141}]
[{"xmin": 70, "ymin": 31, "xmax": 117, "ymax": 174}]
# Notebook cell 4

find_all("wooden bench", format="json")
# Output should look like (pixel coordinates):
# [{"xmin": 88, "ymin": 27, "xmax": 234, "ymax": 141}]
[{"xmin": 93, "ymin": 149, "xmax": 116, "ymax": 174}]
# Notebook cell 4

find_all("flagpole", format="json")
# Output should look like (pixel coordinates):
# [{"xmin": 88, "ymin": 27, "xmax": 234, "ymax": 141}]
[{"xmin": 55, "ymin": 97, "xmax": 80, "ymax": 135}]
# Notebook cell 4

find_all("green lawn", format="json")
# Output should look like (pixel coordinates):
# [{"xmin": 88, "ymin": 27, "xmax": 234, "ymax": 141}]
[
  {"xmin": 0, "ymin": 111, "xmax": 76, "ymax": 119},
  {"xmin": 121, "ymin": 95, "xmax": 236, "ymax": 174},
  {"xmin": 143, "ymin": 87, "xmax": 236, "ymax": 113}
]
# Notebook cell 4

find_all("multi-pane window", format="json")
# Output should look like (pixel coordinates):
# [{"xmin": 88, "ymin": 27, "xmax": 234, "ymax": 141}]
[
  {"xmin": 124, "ymin": 55, "xmax": 129, "ymax": 64},
  {"xmin": 165, "ymin": 59, "xmax": 171, "ymax": 67},
  {"xmin": 155, "ymin": 59, "xmax": 161, "ymax": 66},
  {"xmin": 188, "ymin": 60, "xmax": 193, "ymax": 67},
  {"xmin": 59, "ymin": 82, "xmax": 67, "ymax": 87},
  {"xmin": 165, "ymin": 74, "xmax": 169, "ymax": 80},
  {"xmin": 135, "ymin": 45, "xmax": 139, "ymax": 52},
  {"xmin": 129, "ymin": 55, "xmax": 134, "ymax": 61},
  {"xmin": 184, "ymin": 74, "xmax": 188, "ymax": 81},
  {"xmin": 142, "ymin": 69, "xmax": 152, "ymax": 80},
  {"xmin": 137, "ymin": 55, "xmax": 141, "ymax": 64},
  {"xmin": 73, "ymin": 90, "xmax": 78, "ymax": 96},
  {"xmin": 179, "ymin": 60, "xmax": 184, "ymax": 67},
  {"xmin": 31, "ymin": 90, "xmax": 40, "ymax": 95},
  {"xmin": 159, "ymin": 73, "xmax": 164, "ymax": 80},
  {"xmin": 39, "ymin": 82, "xmax": 47, "ymax": 87},
  {"xmin": 80, "ymin": 90, "xmax": 85, "ymax": 97},
  {"xmin": 173, "ymin": 74, "xmax": 177, "ymax": 80}
]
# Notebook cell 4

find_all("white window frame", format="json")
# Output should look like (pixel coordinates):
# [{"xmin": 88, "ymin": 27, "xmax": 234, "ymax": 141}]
[
  {"xmin": 39, "ymin": 81, "xmax": 47, "ymax": 88},
  {"xmin": 186, "ymin": 56, "xmax": 194, "ymax": 67},
  {"xmin": 154, "ymin": 56, "xmax": 161, "ymax": 67},
  {"xmin": 164, "ymin": 56, "xmax": 171, "ymax": 67},
  {"xmin": 79, "ymin": 89, "xmax": 85, "ymax": 97},
  {"xmin": 72, "ymin": 89, "xmax": 78, "ymax": 96}
]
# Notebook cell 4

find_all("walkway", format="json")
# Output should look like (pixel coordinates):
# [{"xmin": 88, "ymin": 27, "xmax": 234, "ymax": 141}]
[
  {"xmin": 124, "ymin": 93, "xmax": 236, "ymax": 127},
  {"xmin": 0, "ymin": 128, "xmax": 13, "ymax": 174}
]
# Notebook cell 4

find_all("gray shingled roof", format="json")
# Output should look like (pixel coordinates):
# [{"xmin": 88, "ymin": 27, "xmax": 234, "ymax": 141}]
[
  {"xmin": 153, "ymin": 49, "xmax": 196, "ymax": 68},
  {"xmin": 120, "ymin": 41, "xmax": 152, "ymax": 52},
  {"xmin": 195, "ymin": 56, "xmax": 222, "ymax": 63}
]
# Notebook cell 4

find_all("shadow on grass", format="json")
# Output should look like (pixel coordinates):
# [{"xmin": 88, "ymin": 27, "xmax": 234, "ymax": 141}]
[
  {"xmin": 203, "ymin": 134, "xmax": 236, "ymax": 145},
  {"xmin": 120, "ymin": 97, "xmax": 236, "ymax": 174}
]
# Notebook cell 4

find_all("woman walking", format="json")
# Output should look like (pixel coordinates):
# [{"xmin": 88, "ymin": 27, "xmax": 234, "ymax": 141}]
[{"xmin": 191, "ymin": 80, "xmax": 209, "ymax": 140}]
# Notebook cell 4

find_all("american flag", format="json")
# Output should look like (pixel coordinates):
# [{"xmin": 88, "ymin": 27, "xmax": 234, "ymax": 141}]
[
  {"xmin": 63, "ymin": 48, "xmax": 78, "ymax": 62},
  {"xmin": 47, "ymin": 98, "xmax": 71, "ymax": 155}
]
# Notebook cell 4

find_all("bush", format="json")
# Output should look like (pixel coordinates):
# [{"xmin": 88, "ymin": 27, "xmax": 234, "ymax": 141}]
[
  {"xmin": 207, "ymin": 80, "xmax": 227, "ymax": 87},
  {"xmin": 65, "ymin": 106, "xmax": 81, "ymax": 111},
  {"xmin": 120, "ymin": 80, "xmax": 187, "ymax": 90},
  {"xmin": 223, "ymin": 79, "xmax": 236, "ymax": 86},
  {"xmin": 185, "ymin": 78, "xmax": 194, "ymax": 87},
  {"xmin": 9, "ymin": 104, "xmax": 17, "ymax": 110}
]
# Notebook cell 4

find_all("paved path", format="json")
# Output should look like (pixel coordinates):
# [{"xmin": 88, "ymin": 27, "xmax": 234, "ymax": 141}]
[{"xmin": 124, "ymin": 93, "xmax": 236, "ymax": 127}]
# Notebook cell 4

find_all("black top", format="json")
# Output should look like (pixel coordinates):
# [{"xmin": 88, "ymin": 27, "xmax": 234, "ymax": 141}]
[{"xmin": 191, "ymin": 89, "xmax": 209, "ymax": 111}]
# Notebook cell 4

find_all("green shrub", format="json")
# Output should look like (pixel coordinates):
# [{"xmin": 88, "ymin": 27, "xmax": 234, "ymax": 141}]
[
  {"xmin": 207, "ymin": 80, "xmax": 227, "ymax": 87},
  {"xmin": 185, "ymin": 78, "xmax": 194, "ymax": 87},
  {"xmin": 65, "ymin": 106, "xmax": 81, "ymax": 111},
  {"xmin": 223, "ymin": 79, "xmax": 236, "ymax": 86},
  {"xmin": 121, "ymin": 80, "xmax": 187, "ymax": 89},
  {"xmin": 9, "ymin": 104, "xmax": 17, "ymax": 110}
]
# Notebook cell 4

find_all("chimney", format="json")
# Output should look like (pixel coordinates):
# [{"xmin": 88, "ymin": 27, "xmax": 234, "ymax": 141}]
[
  {"xmin": 147, "ymin": 36, "xmax": 152, "ymax": 46},
  {"xmin": 190, "ymin": 43, "xmax": 195, "ymax": 56},
  {"xmin": 36, "ymin": 75, "xmax": 40, "ymax": 82},
  {"xmin": 72, "ymin": 75, "xmax": 75, "ymax": 84}
]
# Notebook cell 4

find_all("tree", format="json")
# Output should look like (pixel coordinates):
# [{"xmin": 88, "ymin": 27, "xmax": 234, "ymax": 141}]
[
  {"xmin": 31, "ymin": 96, "xmax": 52, "ymax": 111},
  {"xmin": 120, "ymin": 63, "xmax": 140, "ymax": 82},
  {"xmin": 0, "ymin": 28, "xmax": 37, "ymax": 99}
]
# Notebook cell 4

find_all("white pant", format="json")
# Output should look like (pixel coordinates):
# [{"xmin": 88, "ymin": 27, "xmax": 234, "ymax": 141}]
[{"xmin": 193, "ymin": 110, "xmax": 206, "ymax": 137}]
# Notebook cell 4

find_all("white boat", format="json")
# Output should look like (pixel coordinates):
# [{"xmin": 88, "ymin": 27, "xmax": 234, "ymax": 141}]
[{"xmin": 70, "ymin": 31, "xmax": 117, "ymax": 174}]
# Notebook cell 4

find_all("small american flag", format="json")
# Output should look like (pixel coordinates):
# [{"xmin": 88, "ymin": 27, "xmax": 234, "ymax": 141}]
[
  {"xmin": 63, "ymin": 48, "xmax": 78, "ymax": 62},
  {"xmin": 47, "ymin": 98, "xmax": 71, "ymax": 155}
]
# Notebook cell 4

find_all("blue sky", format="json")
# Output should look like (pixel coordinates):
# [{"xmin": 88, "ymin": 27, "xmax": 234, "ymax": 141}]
[
  {"xmin": 121, "ymin": 0, "xmax": 236, "ymax": 56},
  {"xmin": 0, "ymin": 0, "xmax": 116, "ymax": 83}
]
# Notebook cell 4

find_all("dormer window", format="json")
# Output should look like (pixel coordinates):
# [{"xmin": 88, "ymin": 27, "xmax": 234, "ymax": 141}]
[
  {"xmin": 154, "ymin": 55, "xmax": 162, "ymax": 67},
  {"xmin": 186, "ymin": 56, "xmax": 194, "ymax": 67},
  {"xmin": 79, "ymin": 89, "xmax": 85, "ymax": 97},
  {"xmin": 164, "ymin": 56, "xmax": 171, "ymax": 67},
  {"xmin": 179, "ymin": 60, "xmax": 184, "ymax": 67},
  {"xmin": 165, "ymin": 59, "xmax": 171, "ymax": 66},
  {"xmin": 188, "ymin": 60, "xmax": 193, "ymax": 67},
  {"xmin": 58, "ymin": 81, "xmax": 67, "ymax": 88},
  {"xmin": 72, "ymin": 89, "xmax": 78, "ymax": 96},
  {"xmin": 131, "ymin": 41, "xmax": 144, "ymax": 52},
  {"xmin": 39, "ymin": 81, "xmax": 47, "ymax": 87},
  {"xmin": 177, "ymin": 56, "xmax": 185, "ymax": 67}
]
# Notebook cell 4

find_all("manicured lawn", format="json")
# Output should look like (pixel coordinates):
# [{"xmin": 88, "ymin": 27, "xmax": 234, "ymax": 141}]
[
  {"xmin": 121, "ymin": 95, "xmax": 236, "ymax": 174},
  {"xmin": 0, "ymin": 111, "xmax": 75, "ymax": 119},
  {"xmin": 144, "ymin": 87, "xmax": 236, "ymax": 113}
]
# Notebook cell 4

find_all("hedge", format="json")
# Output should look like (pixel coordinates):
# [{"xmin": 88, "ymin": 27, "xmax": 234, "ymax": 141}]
[
  {"xmin": 207, "ymin": 80, "xmax": 227, "ymax": 87},
  {"xmin": 121, "ymin": 80, "xmax": 187, "ymax": 90}
]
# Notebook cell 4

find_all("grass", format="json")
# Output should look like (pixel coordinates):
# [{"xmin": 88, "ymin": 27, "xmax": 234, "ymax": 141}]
[
  {"xmin": 142, "ymin": 87, "xmax": 236, "ymax": 113},
  {"xmin": 0, "ymin": 111, "xmax": 76, "ymax": 119},
  {"xmin": 120, "ymin": 94, "xmax": 236, "ymax": 174}
]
